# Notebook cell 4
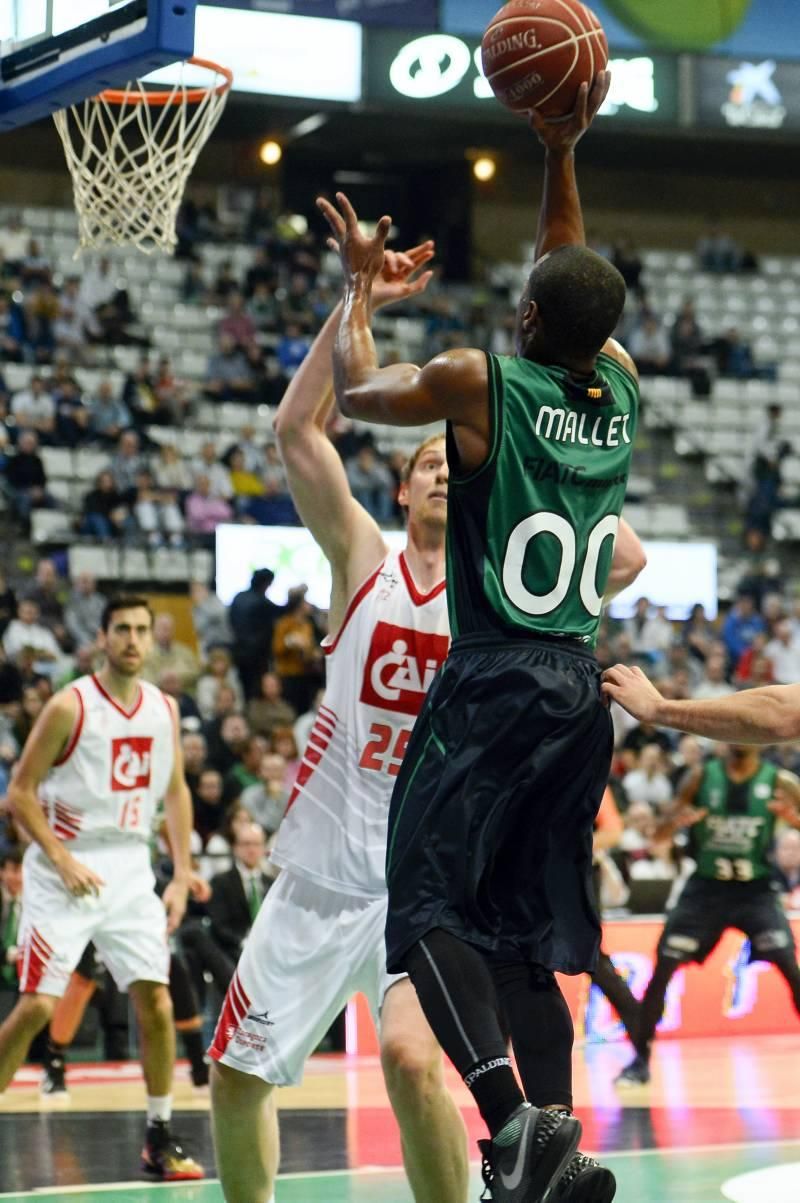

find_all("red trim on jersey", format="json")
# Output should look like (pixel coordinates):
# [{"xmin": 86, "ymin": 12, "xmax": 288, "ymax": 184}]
[
  {"xmin": 208, "ymin": 971, "xmax": 252, "ymax": 1062},
  {"xmin": 399, "ymin": 552, "xmax": 446, "ymax": 607},
  {"xmin": 323, "ymin": 564, "xmax": 383, "ymax": 657},
  {"xmin": 91, "ymin": 674, "xmax": 143, "ymax": 720},
  {"xmin": 53, "ymin": 688, "xmax": 84, "ymax": 767},
  {"xmin": 285, "ymin": 712, "xmax": 337, "ymax": 814}
]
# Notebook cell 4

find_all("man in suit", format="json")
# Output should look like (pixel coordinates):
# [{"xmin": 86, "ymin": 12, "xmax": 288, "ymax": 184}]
[
  {"xmin": 208, "ymin": 824, "xmax": 270, "ymax": 963},
  {"xmin": 0, "ymin": 847, "xmax": 23, "ymax": 1024}
]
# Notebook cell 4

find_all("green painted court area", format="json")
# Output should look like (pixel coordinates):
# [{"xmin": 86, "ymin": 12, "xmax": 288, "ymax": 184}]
[{"xmin": 3, "ymin": 1145, "xmax": 800, "ymax": 1203}]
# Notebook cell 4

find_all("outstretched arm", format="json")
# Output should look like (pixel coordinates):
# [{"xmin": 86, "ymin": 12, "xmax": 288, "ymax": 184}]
[
  {"xmin": 318, "ymin": 193, "xmax": 490, "ymax": 435},
  {"xmin": 531, "ymin": 72, "xmax": 610, "ymax": 259},
  {"xmin": 273, "ymin": 241, "xmax": 435, "ymax": 624},
  {"xmin": 602, "ymin": 664, "xmax": 800, "ymax": 744}
]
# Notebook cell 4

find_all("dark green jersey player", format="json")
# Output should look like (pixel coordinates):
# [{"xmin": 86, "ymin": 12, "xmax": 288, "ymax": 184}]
[
  {"xmin": 320, "ymin": 77, "xmax": 641, "ymax": 1203},
  {"xmin": 615, "ymin": 746, "xmax": 800, "ymax": 1087},
  {"xmin": 447, "ymin": 351, "xmax": 637, "ymax": 645}
]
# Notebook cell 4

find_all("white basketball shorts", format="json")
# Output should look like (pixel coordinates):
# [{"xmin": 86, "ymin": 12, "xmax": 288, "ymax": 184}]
[
  {"xmin": 18, "ymin": 841, "xmax": 169, "ymax": 997},
  {"xmin": 208, "ymin": 869, "xmax": 404, "ymax": 1086}
]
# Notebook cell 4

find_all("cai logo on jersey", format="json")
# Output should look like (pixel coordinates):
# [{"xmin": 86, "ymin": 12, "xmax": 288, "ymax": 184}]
[
  {"xmin": 360, "ymin": 622, "xmax": 448, "ymax": 716},
  {"xmin": 110, "ymin": 737, "xmax": 153, "ymax": 791}
]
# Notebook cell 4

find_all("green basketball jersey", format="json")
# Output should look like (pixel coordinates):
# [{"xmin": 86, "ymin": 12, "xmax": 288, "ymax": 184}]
[
  {"xmin": 692, "ymin": 758, "xmax": 778, "ymax": 883},
  {"xmin": 446, "ymin": 350, "xmax": 638, "ymax": 644}
]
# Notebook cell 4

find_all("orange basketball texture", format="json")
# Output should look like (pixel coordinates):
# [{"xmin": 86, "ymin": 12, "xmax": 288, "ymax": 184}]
[{"xmin": 481, "ymin": 0, "xmax": 609, "ymax": 118}]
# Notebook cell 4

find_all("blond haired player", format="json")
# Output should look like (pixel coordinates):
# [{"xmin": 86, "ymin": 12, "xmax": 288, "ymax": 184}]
[
  {"xmin": 208, "ymin": 243, "xmax": 470, "ymax": 1203},
  {"xmin": 0, "ymin": 597, "xmax": 202, "ymax": 1180}
]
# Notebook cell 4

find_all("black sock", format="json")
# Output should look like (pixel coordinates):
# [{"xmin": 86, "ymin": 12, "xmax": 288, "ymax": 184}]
[
  {"xmin": 406, "ymin": 929, "xmax": 524, "ymax": 1136},
  {"xmin": 492, "ymin": 959, "xmax": 574, "ymax": 1110},
  {"xmin": 180, "ymin": 1029, "xmax": 208, "ymax": 1086},
  {"xmin": 45, "ymin": 1037, "xmax": 66, "ymax": 1069},
  {"xmin": 637, "ymin": 956, "xmax": 680, "ymax": 1060}
]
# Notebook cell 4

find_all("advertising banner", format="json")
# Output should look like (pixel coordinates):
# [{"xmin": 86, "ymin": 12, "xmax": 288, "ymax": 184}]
[
  {"xmin": 698, "ymin": 56, "xmax": 800, "ymax": 131},
  {"xmin": 204, "ymin": 0, "xmax": 438, "ymax": 28}
]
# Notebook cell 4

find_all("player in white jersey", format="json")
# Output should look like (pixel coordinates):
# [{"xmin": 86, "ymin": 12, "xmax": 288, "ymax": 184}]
[
  {"xmin": 209, "ymin": 244, "xmax": 471, "ymax": 1203},
  {"xmin": 0, "ymin": 596, "xmax": 203, "ymax": 1181}
]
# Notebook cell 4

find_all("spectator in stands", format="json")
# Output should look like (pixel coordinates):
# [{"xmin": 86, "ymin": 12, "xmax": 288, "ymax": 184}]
[
  {"xmin": 670, "ymin": 299, "xmax": 711, "ymax": 395},
  {"xmin": 245, "ymin": 188, "xmax": 277, "ymax": 245},
  {"xmin": 80, "ymin": 468, "xmax": 130, "ymax": 540},
  {"xmin": 627, "ymin": 315, "xmax": 670, "ymax": 375},
  {"xmin": 624, "ymin": 597, "xmax": 673, "ymax": 666},
  {"xmin": 64, "ymin": 572, "xmax": 106, "ymax": 651},
  {"xmin": 246, "ymin": 671, "xmax": 297, "ymax": 739},
  {"xmin": 192, "ymin": 440, "xmax": 232, "ymax": 501},
  {"xmin": 25, "ymin": 558, "xmax": 66, "ymax": 639},
  {"xmin": 204, "ymin": 708, "xmax": 250, "ymax": 776},
  {"xmin": 245, "ymin": 248, "xmax": 276, "ymax": 298},
  {"xmin": 12, "ymin": 684, "xmax": 44, "ymax": 745},
  {"xmin": 713, "ymin": 327, "xmax": 776, "ymax": 381},
  {"xmin": 11, "ymin": 374, "xmax": 55, "ymax": 442},
  {"xmin": 181, "ymin": 259, "xmax": 207, "ymax": 303},
  {"xmin": 192, "ymin": 768, "xmax": 227, "ymax": 847},
  {"xmin": 152, "ymin": 442, "xmax": 192, "ymax": 495},
  {"xmin": 247, "ymin": 281, "xmax": 281, "ymax": 333},
  {"xmin": 619, "ymin": 801, "xmax": 656, "ymax": 857},
  {"xmin": 222, "ymin": 734, "xmax": 270, "ymax": 805},
  {"xmin": 190, "ymin": 581, "xmax": 231, "ymax": 659},
  {"xmin": 159, "ymin": 667, "xmax": 201, "ymax": 723},
  {"xmin": 622, "ymin": 744, "xmax": 673, "ymax": 812},
  {"xmin": 692, "ymin": 649, "xmax": 736, "ymax": 701},
  {"xmin": 0, "ymin": 573, "xmax": 17, "ymax": 640},
  {"xmin": 228, "ymin": 425, "xmax": 263, "ymax": 475},
  {"xmin": 276, "ymin": 321, "xmax": 311, "ymax": 381},
  {"xmin": 0, "ymin": 214, "xmax": 28, "ymax": 269},
  {"xmin": 230, "ymin": 568, "xmax": 283, "ymax": 698},
  {"xmin": 110, "ymin": 429, "xmax": 148, "ymax": 493},
  {"xmin": 185, "ymin": 473, "xmax": 233, "ymax": 544},
  {"xmin": 240, "ymin": 752, "xmax": 290, "ymax": 837},
  {"xmin": 208, "ymin": 822, "xmax": 271, "ymax": 962},
  {"xmin": 683, "ymin": 602, "xmax": 715, "ymax": 665},
  {"xmin": 0, "ymin": 846, "xmax": 23, "ymax": 1023},
  {"xmin": 219, "ymin": 292, "xmax": 257, "ymax": 353},
  {"xmin": 196, "ymin": 647, "xmax": 244, "ymax": 722},
  {"xmin": 269, "ymin": 726, "xmax": 301, "ymax": 790},
  {"xmin": 129, "ymin": 466, "xmax": 185, "ymax": 547},
  {"xmin": 669, "ymin": 735, "xmax": 705, "ymax": 790},
  {"xmin": 212, "ymin": 260, "xmax": 240, "ymax": 304},
  {"xmin": 696, "ymin": 223, "xmax": 741, "ymax": 273},
  {"xmin": 143, "ymin": 612, "xmax": 200, "ymax": 690},
  {"xmin": 53, "ymin": 375, "xmax": 90, "ymax": 448},
  {"xmin": 772, "ymin": 829, "xmax": 800, "ymax": 900},
  {"xmin": 746, "ymin": 403, "xmax": 790, "ymax": 538},
  {"xmin": 122, "ymin": 354, "xmax": 169, "ymax": 428},
  {"xmin": 733, "ymin": 630, "xmax": 774, "ymax": 687},
  {"xmin": 272, "ymin": 587, "xmax": 322, "ymax": 713},
  {"xmin": 87, "ymin": 379, "xmax": 132, "ymax": 445},
  {"xmin": 182, "ymin": 731, "xmax": 208, "ymax": 795},
  {"xmin": 611, "ymin": 237, "xmax": 644, "ymax": 295},
  {"xmin": 3, "ymin": 429, "xmax": 52, "ymax": 525},
  {"xmin": 345, "ymin": 444, "xmax": 395, "ymax": 524},
  {"xmin": 280, "ymin": 274, "xmax": 314, "ymax": 331},
  {"xmin": 205, "ymin": 333, "xmax": 258, "ymax": 403},
  {"xmin": 2, "ymin": 599, "xmax": 63, "ymax": 677},
  {"xmin": 0, "ymin": 296, "xmax": 24, "ymax": 361},
  {"xmin": 227, "ymin": 447, "xmax": 265, "ymax": 511},
  {"xmin": 763, "ymin": 617, "xmax": 800, "ymax": 685},
  {"xmin": 53, "ymin": 277, "xmax": 92, "ymax": 358},
  {"xmin": 722, "ymin": 594, "xmax": 766, "ymax": 668}
]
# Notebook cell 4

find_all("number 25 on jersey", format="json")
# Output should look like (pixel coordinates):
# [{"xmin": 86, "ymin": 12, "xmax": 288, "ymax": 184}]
[{"xmin": 359, "ymin": 724, "xmax": 411, "ymax": 776}]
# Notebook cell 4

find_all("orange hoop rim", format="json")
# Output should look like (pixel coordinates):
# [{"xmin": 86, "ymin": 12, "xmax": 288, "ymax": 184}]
[{"xmin": 97, "ymin": 56, "xmax": 233, "ymax": 107}]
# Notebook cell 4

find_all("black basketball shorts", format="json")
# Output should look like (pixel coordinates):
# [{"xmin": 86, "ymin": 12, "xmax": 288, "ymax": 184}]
[
  {"xmin": 385, "ymin": 633, "xmax": 613, "ymax": 976},
  {"xmin": 656, "ymin": 875, "xmax": 796, "ymax": 967}
]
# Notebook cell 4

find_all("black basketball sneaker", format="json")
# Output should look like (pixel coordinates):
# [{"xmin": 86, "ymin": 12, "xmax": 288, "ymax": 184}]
[{"xmin": 479, "ymin": 1104, "xmax": 582, "ymax": 1202}]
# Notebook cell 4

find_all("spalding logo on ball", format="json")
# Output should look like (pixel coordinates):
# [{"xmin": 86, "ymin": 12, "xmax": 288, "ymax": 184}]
[
  {"xmin": 481, "ymin": 0, "xmax": 609, "ymax": 118},
  {"xmin": 603, "ymin": 0, "xmax": 753, "ymax": 53}
]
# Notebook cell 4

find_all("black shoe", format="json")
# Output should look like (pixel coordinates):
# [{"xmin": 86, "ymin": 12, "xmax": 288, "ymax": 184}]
[
  {"xmin": 141, "ymin": 1120, "xmax": 204, "ymax": 1181},
  {"xmin": 40, "ymin": 1057, "xmax": 68, "ymax": 1098},
  {"xmin": 553, "ymin": 1151, "xmax": 616, "ymax": 1202},
  {"xmin": 615, "ymin": 1054, "xmax": 650, "ymax": 1086},
  {"xmin": 478, "ymin": 1105, "xmax": 582, "ymax": 1202}
]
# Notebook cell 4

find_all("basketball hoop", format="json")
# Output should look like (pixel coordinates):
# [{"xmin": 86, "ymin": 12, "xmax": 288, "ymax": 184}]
[{"xmin": 53, "ymin": 57, "xmax": 233, "ymax": 256}]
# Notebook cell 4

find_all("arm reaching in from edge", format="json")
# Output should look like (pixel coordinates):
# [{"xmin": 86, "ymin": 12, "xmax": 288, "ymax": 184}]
[
  {"xmin": 529, "ymin": 71, "xmax": 611, "ymax": 259},
  {"xmin": 161, "ymin": 695, "xmax": 192, "ymax": 934},
  {"xmin": 602, "ymin": 663, "xmax": 800, "ymax": 745}
]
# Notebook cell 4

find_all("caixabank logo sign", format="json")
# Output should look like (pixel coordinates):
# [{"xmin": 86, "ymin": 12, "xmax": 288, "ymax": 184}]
[
  {"xmin": 722, "ymin": 60, "xmax": 786, "ymax": 128},
  {"xmin": 699, "ymin": 55, "xmax": 799, "ymax": 130}
]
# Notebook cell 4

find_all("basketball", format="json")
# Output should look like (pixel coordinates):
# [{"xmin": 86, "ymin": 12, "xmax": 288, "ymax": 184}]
[
  {"xmin": 481, "ymin": 0, "xmax": 608, "ymax": 118},
  {"xmin": 603, "ymin": 0, "xmax": 751, "ymax": 52}
]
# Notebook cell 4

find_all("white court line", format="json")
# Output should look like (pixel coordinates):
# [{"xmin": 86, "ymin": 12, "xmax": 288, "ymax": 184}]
[{"xmin": 2, "ymin": 1141, "xmax": 800, "ymax": 1198}]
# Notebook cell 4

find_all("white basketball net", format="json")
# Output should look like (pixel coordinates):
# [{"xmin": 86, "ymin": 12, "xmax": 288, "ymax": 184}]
[{"xmin": 53, "ymin": 62, "xmax": 231, "ymax": 256}]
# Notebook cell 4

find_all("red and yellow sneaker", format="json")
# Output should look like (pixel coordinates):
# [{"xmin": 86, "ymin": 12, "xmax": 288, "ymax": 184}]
[{"xmin": 141, "ymin": 1121, "xmax": 204, "ymax": 1181}]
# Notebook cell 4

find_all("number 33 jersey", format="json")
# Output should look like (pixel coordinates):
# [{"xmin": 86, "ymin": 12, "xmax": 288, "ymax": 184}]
[
  {"xmin": 38, "ymin": 674, "xmax": 175, "ymax": 847},
  {"xmin": 272, "ymin": 550, "xmax": 449, "ymax": 896}
]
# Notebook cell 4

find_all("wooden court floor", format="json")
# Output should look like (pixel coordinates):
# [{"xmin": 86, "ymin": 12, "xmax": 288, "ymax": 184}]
[{"xmin": 1, "ymin": 1035, "xmax": 799, "ymax": 1202}]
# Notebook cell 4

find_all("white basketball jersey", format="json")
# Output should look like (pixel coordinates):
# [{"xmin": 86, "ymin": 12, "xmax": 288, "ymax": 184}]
[
  {"xmin": 272, "ymin": 549, "xmax": 449, "ymax": 896},
  {"xmin": 39, "ymin": 674, "xmax": 175, "ymax": 846}
]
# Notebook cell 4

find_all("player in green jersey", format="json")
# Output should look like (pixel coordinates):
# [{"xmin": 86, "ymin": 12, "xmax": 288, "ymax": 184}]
[
  {"xmin": 614, "ymin": 744, "xmax": 800, "ymax": 1086},
  {"xmin": 320, "ymin": 72, "xmax": 638, "ymax": 1203}
]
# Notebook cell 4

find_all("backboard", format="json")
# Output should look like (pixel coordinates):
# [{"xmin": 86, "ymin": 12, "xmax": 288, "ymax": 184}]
[{"xmin": 0, "ymin": 0, "xmax": 196, "ymax": 130}]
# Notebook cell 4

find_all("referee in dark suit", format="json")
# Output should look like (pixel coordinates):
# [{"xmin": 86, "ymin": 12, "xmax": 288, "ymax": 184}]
[{"xmin": 208, "ymin": 824, "xmax": 271, "ymax": 961}]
